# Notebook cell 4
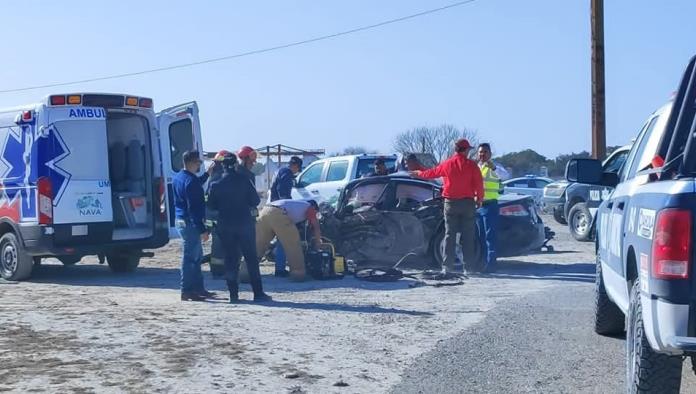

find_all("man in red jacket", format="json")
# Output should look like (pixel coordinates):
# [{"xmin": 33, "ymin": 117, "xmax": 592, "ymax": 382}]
[{"xmin": 410, "ymin": 139, "xmax": 484, "ymax": 273}]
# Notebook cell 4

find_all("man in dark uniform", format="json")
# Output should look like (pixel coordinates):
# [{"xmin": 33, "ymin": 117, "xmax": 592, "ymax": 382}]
[
  {"xmin": 206, "ymin": 150, "xmax": 231, "ymax": 279},
  {"xmin": 207, "ymin": 154, "xmax": 271, "ymax": 303}
]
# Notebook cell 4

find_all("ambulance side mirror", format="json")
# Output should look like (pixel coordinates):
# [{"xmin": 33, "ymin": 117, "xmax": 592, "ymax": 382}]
[{"xmin": 566, "ymin": 159, "xmax": 603, "ymax": 184}]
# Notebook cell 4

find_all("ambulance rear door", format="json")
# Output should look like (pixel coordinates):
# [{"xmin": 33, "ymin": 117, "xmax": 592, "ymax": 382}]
[{"xmin": 156, "ymin": 102, "xmax": 203, "ymax": 237}]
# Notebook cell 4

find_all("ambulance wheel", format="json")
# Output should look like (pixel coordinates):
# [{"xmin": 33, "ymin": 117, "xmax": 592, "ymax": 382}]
[
  {"xmin": 0, "ymin": 232, "xmax": 33, "ymax": 281},
  {"xmin": 106, "ymin": 251, "xmax": 140, "ymax": 273}
]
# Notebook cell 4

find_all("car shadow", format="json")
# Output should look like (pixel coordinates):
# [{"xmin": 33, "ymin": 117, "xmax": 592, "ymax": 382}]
[{"xmin": 475, "ymin": 261, "xmax": 595, "ymax": 283}]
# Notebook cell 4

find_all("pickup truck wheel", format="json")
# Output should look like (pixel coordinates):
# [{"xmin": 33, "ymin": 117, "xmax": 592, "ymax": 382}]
[
  {"xmin": 626, "ymin": 280, "xmax": 682, "ymax": 393},
  {"xmin": 568, "ymin": 202, "xmax": 592, "ymax": 242},
  {"xmin": 594, "ymin": 258, "xmax": 624, "ymax": 335},
  {"xmin": 106, "ymin": 251, "xmax": 140, "ymax": 273},
  {"xmin": 0, "ymin": 233, "xmax": 33, "ymax": 281},
  {"xmin": 552, "ymin": 208, "xmax": 567, "ymax": 225}
]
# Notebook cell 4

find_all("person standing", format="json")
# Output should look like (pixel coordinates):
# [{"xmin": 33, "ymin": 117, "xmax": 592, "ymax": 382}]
[
  {"xmin": 411, "ymin": 139, "xmax": 484, "ymax": 273},
  {"xmin": 206, "ymin": 150, "xmax": 231, "ymax": 279},
  {"xmin": 207, "ymin": 153, "xmax": 271, "ymax": 303},
  {"xmin": 476, "ymin": 143, "xmax": 508, "ymax": 273},
  {"xmin": 173, "ymin": 150, "xmax": 216, "ymax": 301},
  {"xmin": 237, "ymin": 146, "xmax": 258, "ymax": 185},
  {"xmin": 255, "ymin": 199, "xmax": 322, "ymax": 282},
  {"xmin": 269, "ymin": 156, "xmax": 303, "ymax": 201}
]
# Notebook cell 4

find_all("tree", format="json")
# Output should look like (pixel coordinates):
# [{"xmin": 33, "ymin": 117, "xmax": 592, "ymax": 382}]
[
  {"xmin": 495, "ymin": 149, "xmax": 548, "ymax": 177},
  {"xmin": 329, "ymin": 146, "xmax": 376, "ymax": 157},
  {"xmin": 393, "ymin": 124, "xmax": 479, "ymax": 163}
]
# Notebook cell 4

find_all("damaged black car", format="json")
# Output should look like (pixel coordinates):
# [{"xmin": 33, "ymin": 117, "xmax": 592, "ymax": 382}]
[{"xmin": 320, "ymin": 175, "xmax": 554, "ymax": 269}]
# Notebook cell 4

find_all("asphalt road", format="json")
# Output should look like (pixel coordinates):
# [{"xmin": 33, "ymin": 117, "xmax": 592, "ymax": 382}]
[{"xmin": 392, "ymin": 272, "xmax": 696, "ymax": 393}]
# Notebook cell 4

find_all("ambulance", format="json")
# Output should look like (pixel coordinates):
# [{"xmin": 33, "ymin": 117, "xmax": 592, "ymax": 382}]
[{"xmin": 0, "ymin": 93, "xmax": 203, "ymax": 280}]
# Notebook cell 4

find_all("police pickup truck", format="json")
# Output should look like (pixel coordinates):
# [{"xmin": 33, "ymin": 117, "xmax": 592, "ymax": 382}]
[{"xmin": 568, "ymin": 56, "xmax": 696, "ymax": 393}]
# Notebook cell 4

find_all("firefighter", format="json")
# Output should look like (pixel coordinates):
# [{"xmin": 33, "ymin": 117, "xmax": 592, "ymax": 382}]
[
  {"xmin": 207, "ymin": 153, "xmax": 271, "ymax": 303},
  {"xmin": 255, "ymin": 199, "xmax": 322, "ymax": 282},
  {"xmin": 410, "ymin": 139, "xmax": 484, "ymax": 273},
  {"xmin": 206, "ymin": 150, "xmax": 231, "ymax": 279},
  {"xmin": 476, "ymin": 143, "xmax": 509, "ymax": 273}
]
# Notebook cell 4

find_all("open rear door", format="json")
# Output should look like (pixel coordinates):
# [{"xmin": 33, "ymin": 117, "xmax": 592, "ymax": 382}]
[{"xmin": 156, "ymin": 102, "xmax": 203, "ymax": 238}]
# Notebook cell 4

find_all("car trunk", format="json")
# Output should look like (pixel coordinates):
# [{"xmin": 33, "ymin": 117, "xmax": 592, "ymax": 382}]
[{"xmin": 106, "ymin": 111, "xmax": 154, "ymax": 241}]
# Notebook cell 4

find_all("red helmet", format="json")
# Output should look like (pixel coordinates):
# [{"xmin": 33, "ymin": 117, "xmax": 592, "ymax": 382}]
[
  {"xmin": 237, "ymin": 146, "xmax": 257, "ymax": 160},
  {"xmin": 214, "ymin": 150, "xmax": 232, "ymax": 161}
]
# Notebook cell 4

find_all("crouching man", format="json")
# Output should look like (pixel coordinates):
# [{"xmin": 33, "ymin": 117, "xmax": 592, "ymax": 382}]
[{"xmin": 256, "ymin": 199, "xmax": 322, "ymax": 282}]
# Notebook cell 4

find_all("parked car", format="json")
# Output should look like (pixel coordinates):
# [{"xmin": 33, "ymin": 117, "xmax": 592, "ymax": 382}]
[
  {"xmin": 563, "ymin": 145, "xmax": 630, "ymax": 242},
  {"xmin": 542, "ymin": 180, "xmax": 570, "ymax": 224},
  {"xmin": 291, "ymin": 154, "xmax": 398, "ymax": 207},
  {"xmin": 320, "ymin": 175, "xmax": 553, "ymax": 270},
  {"xmin": 573, "ymin": 56, "xmax": 696, "ymax": 392},
  {"xmin": 502, "ymin": 175, "xmax": 553, "ymax": 206}
]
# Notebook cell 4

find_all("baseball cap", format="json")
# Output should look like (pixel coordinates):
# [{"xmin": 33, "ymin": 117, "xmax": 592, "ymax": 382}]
[{"xmin": 455, "ymin": 139, "xmax": 472, "ymax": 150}]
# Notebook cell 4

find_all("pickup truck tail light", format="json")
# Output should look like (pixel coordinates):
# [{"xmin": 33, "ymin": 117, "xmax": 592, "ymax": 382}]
[{"xmin": 652, "ymin": 209, "xmax": 692, "ymax": 279}]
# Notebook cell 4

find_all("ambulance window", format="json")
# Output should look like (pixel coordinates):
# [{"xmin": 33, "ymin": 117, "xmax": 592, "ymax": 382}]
[
  {"xmin": 169, "ymin": 119, "xmax": 194, "ymax": 172},
  {"xmin": 627, "ymin": 113, "xmax": 667, "ymax": 179}
]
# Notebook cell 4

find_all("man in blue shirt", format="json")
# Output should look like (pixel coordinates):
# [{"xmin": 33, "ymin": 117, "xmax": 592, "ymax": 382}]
[
  {"xmin": 173, "ymin": 150, "xmax": 216, "ymax": 301},
  {"xmin": 270, "ymin": 156, "xmax": 302, "ymax": 202}
]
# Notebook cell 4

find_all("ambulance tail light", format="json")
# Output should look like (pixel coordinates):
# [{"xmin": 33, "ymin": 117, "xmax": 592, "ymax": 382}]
[
  {"xmin": 652, "ymin": 209, "xmax": 692, "ymax": 280},
  {"xmin": 139, "ymin": 98, "xmax": 153, "ymax": 108},
  {"xmin": 50, "ymin": 95, "xmax": 66, "ymax": 105},
  {"xmin": 38, "ymin": 177, "xmax": 53, "ymax": 225}
]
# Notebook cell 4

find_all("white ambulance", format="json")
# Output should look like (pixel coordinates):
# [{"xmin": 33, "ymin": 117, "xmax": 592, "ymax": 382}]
[{"xmin": 0, "ymin": 93, "xmax": 203, "ymax": 280}]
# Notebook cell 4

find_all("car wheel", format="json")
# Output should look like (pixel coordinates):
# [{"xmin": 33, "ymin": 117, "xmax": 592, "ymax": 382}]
[
  {"xmin": 594, "ymin": 257, "xmax": 624, "ymax": 335},
  {"xmin": 432, "ymin": 227, "xmax": 483, "ymax": 271},
  {"xmin": 0, "ymin": 232, "xmax": 33, "ymax": 281},
  {"xmin": 626, "ymin": 279, "xmax": 682, "ymax": 393},
  {"xmin": 106, "ymin": 251, "xmax": 140, "ymax": 273},
  {"xmin": 568, "ymin": 203, "xmax": 592, "ymax": 242},
  {"xmin": 553, "ymin": 207, "xmax": 567, "ymax": 225}
]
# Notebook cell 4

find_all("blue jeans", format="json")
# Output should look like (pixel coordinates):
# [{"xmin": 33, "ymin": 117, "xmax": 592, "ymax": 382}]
[
  {"xmin": 177, "ymin": 222, "xmax": 205, "ymax": 294},
  {"xmin": 477, "ymin": 200, "xmax": 499, "ymax": 269},
  {"xmin": 275, "ymin": 242, "xmax": 287, "ymax": 273}
]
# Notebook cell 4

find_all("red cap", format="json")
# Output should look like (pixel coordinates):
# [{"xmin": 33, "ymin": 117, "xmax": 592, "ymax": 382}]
[
  {"xmin": 214, "ymin": 150, "xmax": 231, "ymax": 161},
  {"xmin": 455, "ymin": 139, "xmax": 472, "ymax": 150},
  {"xmin": 237, "ymin": 146, "xmax": 256, "ymax": 159}
]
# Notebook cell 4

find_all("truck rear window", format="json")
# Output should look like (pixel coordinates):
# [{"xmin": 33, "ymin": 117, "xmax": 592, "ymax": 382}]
[{"xmin": 356, "ymin": 158, "xmax": 396, "ymax": 178}]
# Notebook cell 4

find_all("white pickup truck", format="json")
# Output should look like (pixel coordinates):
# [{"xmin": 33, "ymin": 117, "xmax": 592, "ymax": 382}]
[{"xmin": 291, "ymin": 154, "xmax": 398, "ymax": 206}]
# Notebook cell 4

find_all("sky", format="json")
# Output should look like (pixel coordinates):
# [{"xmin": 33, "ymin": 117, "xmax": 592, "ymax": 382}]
[{"xmin": 1, "ymin": 0, "xmax": 696, "ymax": 159}]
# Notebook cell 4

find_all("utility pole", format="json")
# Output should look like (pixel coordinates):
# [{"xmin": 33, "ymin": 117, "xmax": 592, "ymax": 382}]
[{"xmin": 591, "ymin": 0, "xmax": 606, "ymax": 159}]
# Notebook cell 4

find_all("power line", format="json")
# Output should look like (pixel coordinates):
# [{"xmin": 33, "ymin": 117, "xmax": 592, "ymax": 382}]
[{"xmin": 0, "ymin": 0, "xmax": 478, "ymax": 94}]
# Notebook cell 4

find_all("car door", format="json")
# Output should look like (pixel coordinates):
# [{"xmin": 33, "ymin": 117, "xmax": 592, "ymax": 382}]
[
  {"xmin": 291, "ymin": 160, "xmax": 326, "ymax": 201},
  {"xmin": 601, "ymin": 114, "xmax": 664, "ymax": 310},
  {"xmin": 311, "ymin": 159, "xmax": 350, "ymax": 206},
  {"xmin": 156, "ymin": 102, "xmax": 203, "ymax": 237}
]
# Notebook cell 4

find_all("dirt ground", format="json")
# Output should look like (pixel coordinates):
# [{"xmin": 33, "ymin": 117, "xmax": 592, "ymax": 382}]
[{"xmin": 0, "ymin": 216, "xmax": 594, "ymax": 393}]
